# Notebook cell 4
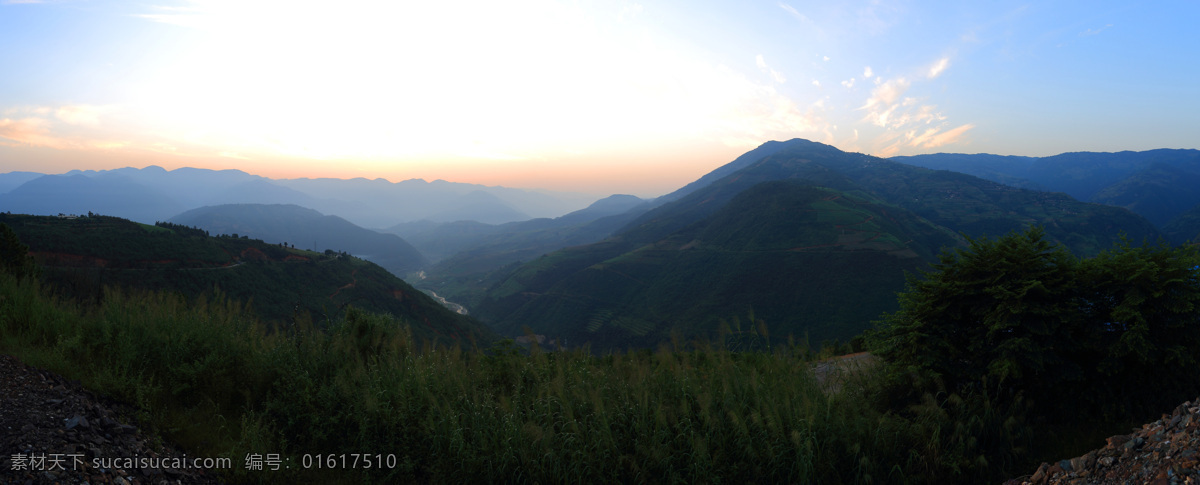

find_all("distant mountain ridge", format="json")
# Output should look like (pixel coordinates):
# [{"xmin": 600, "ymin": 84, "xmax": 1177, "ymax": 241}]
[
  {"xmin": 0, "ymin": 165, "xmax": 600, "ymax": 228},
  {"xmin": 892, "ymin": 149, "xmax": 1200, "ymax": 233},
  {"xmin": 170, "ymin": 204, "xmax": 430, "ymax": 276}
]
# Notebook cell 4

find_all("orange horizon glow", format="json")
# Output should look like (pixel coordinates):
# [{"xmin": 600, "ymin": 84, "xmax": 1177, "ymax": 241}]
[{"xmin": 0, "ymin": 139, "xmax": 744, "ymax": 198}]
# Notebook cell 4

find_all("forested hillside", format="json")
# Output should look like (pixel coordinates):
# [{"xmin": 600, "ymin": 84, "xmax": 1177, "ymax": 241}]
[{"xmin": 0, "ymin": 213, "xmax": 493, "ymax": 346}]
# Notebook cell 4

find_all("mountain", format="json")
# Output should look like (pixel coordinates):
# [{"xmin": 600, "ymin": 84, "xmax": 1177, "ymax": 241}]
[
  {"xmin": 0, "ymin": 173, "xmax": 186, "ymax": 223},
  {"xmin": 169, "ymin": 204, "xmax": 429, "ymax": 276},
  {"xmin": 554, "ymin": 194, "xmax": 647, "ymax": 225},
  {"xmin": 893, "ymin": 149, "xmax": 1200, "ymax": 228},
  {"xmin": 1089, "ymin": 163, "xmax": 1200, "ymax": 228},
  {"xmin": 0, "ymin": 213, "xmax": 494, "ymax": 346},
  {"xmin": 0, "ymin": 171, "xmax": 44, "ymax": 194},
  {"xmin": 1, "ymin": 166, "xmax": 599, "ymax": 227},
  {"xmin": 271, "ymin": 177, "xmax": 592, "ymax": 226},
  {"xmin": 390, "ymin": 194, "xmax": 649, "ymax": 263},
  {"xmin": 475, "ymin": 180, "xmax": 962, "ymax": 350},
  {"xmin": 1163, "ymin": 202, "xmax": 1200, "ymax": 245},
  {"xmin": 424, "ymin": 190, "xmax": 529, "ymax": 224},
  {"xmin": 468, "ymin": 139, "xmax": 1163, "ymax": 351}
]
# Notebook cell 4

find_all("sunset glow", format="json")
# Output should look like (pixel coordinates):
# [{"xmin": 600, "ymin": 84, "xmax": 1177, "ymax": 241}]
[{"xmin": 2, "ymin": 0, "xmax": 1197, "ymax": 196}]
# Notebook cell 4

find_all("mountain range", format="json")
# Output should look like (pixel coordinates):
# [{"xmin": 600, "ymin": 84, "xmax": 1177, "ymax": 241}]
[
  {"xmin": 455, "ymin": 139, "xmax": 1165, "ymax": 351},
  {"xmin": 892, "ymin": 149, "xmax": 1200, "ymax": 242},
  {"xmin": 0, "ymin": 166, "xmax": 598, "ymax": 227},
  {"xmin": 3, "ymin": 139, "xmax": 1195, "ymax": 351}
]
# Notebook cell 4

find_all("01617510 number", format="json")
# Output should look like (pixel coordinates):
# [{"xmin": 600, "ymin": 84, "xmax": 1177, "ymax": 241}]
[{"xmin": 300, "ymin": 454, "xmax": 397, "ymax": 469}]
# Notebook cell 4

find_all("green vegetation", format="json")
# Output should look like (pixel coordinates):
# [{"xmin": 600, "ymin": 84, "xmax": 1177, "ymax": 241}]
[
  {"xmin": 868, "ymin": 226, "xmax": 1200, "ymax": 469},
  {"xmin": 475, "ymin": 181, "xmax": 963, "ymax": 351},
  {"xmin": 1164, "ymin": 201, "xmax": 1200, "ymax": 245},
  {"xmin": 0, "ymin": 269, "xmax": 1031, "ymax": 484},
  {"xmin": 2, "ymin": 220, "xmax": 1199, "ymax": 483},
  {"xmin": 0, "ymin": 213, "xmax": 493, "ymax": 346},
  {"xmin": 169, "ymin": 203, "xmax": 429, "ymax": 276}
]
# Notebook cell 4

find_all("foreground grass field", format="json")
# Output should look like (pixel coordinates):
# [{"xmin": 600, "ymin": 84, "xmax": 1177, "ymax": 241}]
[{"xmin": 0, "ymin": 271, "xmax": 1049, "ymax": 484}]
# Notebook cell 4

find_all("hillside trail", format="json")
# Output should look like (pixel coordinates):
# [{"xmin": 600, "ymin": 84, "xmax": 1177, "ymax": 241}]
[
  {"xmin": 0, "ymin": 354, "xmax": 225, "ymax": 484},
  {"xmin": 328, "ymin": 268, "xmax": 359, "ymax": 299},
  {"xmin": 812, "ymin": 352, "xmax": 876, "ymax": 393}
]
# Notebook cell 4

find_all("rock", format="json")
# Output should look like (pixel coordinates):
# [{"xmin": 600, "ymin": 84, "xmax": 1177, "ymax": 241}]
[
  {"xmin": 1030, "ymin": 462, "xmax": 1049, "ymax": 484},
  {"xmin": 65, "ymin": 415, "xmax": 90, "ymax": 430},
  {"xmin": 0, "ymin": 354, "xmax": 223, "ymax": 484}
]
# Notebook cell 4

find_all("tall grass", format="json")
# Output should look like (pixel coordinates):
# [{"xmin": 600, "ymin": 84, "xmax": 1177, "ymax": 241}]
[{"xmin": 0, "ymin": 273, "xmax": 1036, "ymax": 483}]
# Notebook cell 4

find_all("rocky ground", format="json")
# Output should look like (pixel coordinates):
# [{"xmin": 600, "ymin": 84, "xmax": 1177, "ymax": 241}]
[
  {"xmin": 1005, "ymin": 397, "xmax": 1200, "ymax": 485},
  {"xmin": 0, "ymin": 354, "xmax": 225, "ymax": 485}
]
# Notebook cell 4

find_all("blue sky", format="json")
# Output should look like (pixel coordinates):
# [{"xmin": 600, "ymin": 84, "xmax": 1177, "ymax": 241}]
[{"xmin": 1, "ymin": 0, "xmax": 1196, "ymax": 196}]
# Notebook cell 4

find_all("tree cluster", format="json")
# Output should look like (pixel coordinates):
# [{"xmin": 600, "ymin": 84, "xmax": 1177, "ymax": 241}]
[{"xmin": 870, "ymin": 226, "xmax": 1200, "ymax": 421}]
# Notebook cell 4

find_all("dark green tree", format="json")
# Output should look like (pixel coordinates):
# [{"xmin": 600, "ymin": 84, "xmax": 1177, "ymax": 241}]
[
  {"xmin": 0, "ymin": 222, "xmax": 38, "ymax": 280},
  {"xmin": 871, "ymin": 225, "xmax": 1200, "ymax": 421},
  {"xmin": 1077, "ymin": 239, "xmax": 1200, "ymax": 414},
  {"xmin": 871, "ymin": 226, "xmax": 1084, "ymax": 402}
]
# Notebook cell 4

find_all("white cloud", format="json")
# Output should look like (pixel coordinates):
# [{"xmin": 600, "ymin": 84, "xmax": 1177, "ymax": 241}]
[
  {"xmin": 823, "ymin": 56, "xmax": 830, "ymax": 62},
  {"xmin": 812, "ymin": 79, "xmax": 821, "ymax": 88},
  {"xmin": 863, "ymin": 66, "xmax": 874, "ymax": 78},
  {"xmin": 927, "ymin": 57, "xmax": 950, "ymax": 79},
  {"xmin": 841, "ymin": 78, "xmax": 855, "ymax": 89},
  {"xmin": 861, "ymin": 78, "xmax": 909, "ymax": 112},
  {"xmin": 55, "ymin": 105, "xmax": 104, "ymax": 126},
  {"xmin": 755, "ymin": 54, "xmax": 787, "ymax": 83}
]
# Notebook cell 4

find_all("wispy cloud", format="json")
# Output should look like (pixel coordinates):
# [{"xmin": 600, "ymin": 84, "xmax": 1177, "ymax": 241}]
[
  {"xmin": 927, "ymin": 57, "xmax": 949, "ymax": 79},
  {"xmin": 841, "ymin": 78, "xmax": 856, "ymax": 89},
  {"xmin": 863, "ymin": 66, "xmax": 874, "ymax": 78},
  {"xmin": 908, "ymin": 123, "xmax": 975, "ymax": 148},
  {"xmin": 861, "ymin": 78, "xmax": 909, "ymax": 115},
  {"xmin": 0, "ymin": 117, "xmax": 55, "ymax": 147},
  {"xmin": 134, "ymin": 3, "xmax": 212, "ymax": 28},
  {"xmin": 755, "ymin": 54, "xmax": 787, "ymax": 84},
  {"xmin": 0, "ymin": 106, "xmax": 126, "ymax": 151},
  {"xmin": 777, "ymin": 2, "xmax": 810, "ymax": 23},
  {"xmin": 55, "ymin": 105, "xmax": 104, "ymax": 126},
  {"xmin": 1079, "ymin": 24, "xmax": 1113, "ymax": 37}
]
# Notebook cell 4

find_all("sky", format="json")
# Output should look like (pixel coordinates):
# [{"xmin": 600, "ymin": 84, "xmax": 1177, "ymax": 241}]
[{"xmin": 1, "ymin": 0, "xmax": 1197, "ymax": 197}]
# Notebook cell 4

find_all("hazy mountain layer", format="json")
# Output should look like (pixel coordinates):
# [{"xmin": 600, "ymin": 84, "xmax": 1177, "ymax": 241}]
[
  {"xmin": 393, "ymin": 195, "xmax": 653, "ymax": 309},
  {"xmin": 0, "ymin": 165, "xmax": 598, "ymax": 227},
  {"xmin": 894, "ymin": 149, "xmax": 1200, "ymax": 228},
  {"xmin": 169, "ymin": 204, "xmax": 429, "ymax": 276}
]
